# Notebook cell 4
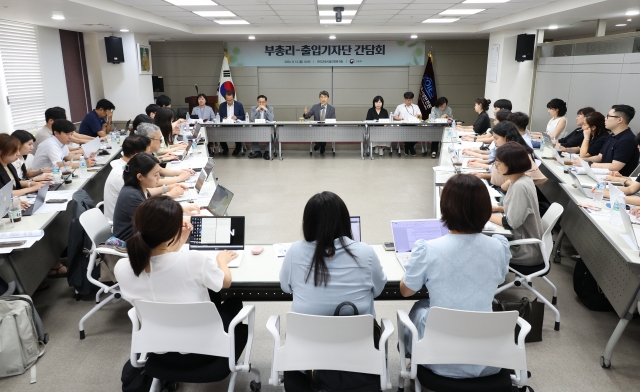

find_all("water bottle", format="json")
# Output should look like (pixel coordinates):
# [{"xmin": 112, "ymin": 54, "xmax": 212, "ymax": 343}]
[
  {"xmin": 52, "ymin": 166, "xmax": 61, "ymax": 183},
  {"xmin": 115, "ymin": 130, "xmax": 121, "ymax": 144},
  {"xmin": 389, "ymin": 113, "xmax": 394, "ymax": 123},
  {"xmin": 79, "ymin": 156, "xmax": 88, "ymax": 177},
  {"xmin": 245, "ymin": 112, "xmax": 250, "ymax": 123},
  {"xmin": 9, "ymin": 197, "xmax": 22, "ymax": 223},
  {"xmin": 215, "ymin": 113, "xmax": 220, "ymax": 123},
  {"xmin": 186, "ymin": 112, "xmax": 190, "ymax": 122},
  {"xmin": 593, "ymin": 180, "xmax": 606, "ymax": 206}
]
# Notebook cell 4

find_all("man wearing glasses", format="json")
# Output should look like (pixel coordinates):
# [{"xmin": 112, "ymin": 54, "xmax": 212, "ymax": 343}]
[
  {"xmin": 574, "ymin": 104, "xmax": 637, "ymax": 176},
  {"xmin": 78, "ymin": 99, "xmax": 116, "ymax": 137}
]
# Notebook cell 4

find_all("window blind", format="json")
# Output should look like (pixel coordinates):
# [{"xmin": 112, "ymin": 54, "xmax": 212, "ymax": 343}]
[{"xmin": 0, "ymin": 19, "xmax": 47, "ymax": 131}]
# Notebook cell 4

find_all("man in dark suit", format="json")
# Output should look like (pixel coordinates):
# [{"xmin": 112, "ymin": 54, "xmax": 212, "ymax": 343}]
[
  {"xmin": 303, "ymin": 90, "xmax": 336, "ymax": 155},
  {"xmin": 218, "ymin": 90, "xmax": 245, "ymax": 156}
]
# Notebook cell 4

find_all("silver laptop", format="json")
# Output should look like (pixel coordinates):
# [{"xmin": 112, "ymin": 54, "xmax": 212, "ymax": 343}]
[
  {"xmin": 0, "ymin": 182, "xmax": 12, "ymax": 218},
  {"xmin": 578, "ymin": 157, "xmax": 604, "ymax": 183},
  {"xmin": 569, "ymin": 171, "xmax": 608, "ymax": 200},
  {"xmin": 179, "ymin": 140, "xmax": 193, "ymax": 161},
  {"xmin": 206, "ymin": 185, "xmax": 234, "ymax": 216},
  {"xmin": 630, "ymin": 163, "xmax": 640, "ymax": 178},
  {"xmin": 176, "ymin": 169, "xmax": 208, "ymax": 201},
  {"xmin": 23, "ymin": 185, "xmax": 48, "ymax": 216},
  {"xmin": 351, "ymin": 216, "xmax": 361, "ymax": 242},
  {"xmin": 619, "ymin": 206, "xmax": 639, "ymax": 253},
  {"xmin": 189, "ymin": 216, "xmax": 245, "ymax": 267},
  {"xmin": 391, "ymin": 219, "xmax": 449, "ymax": 269}
]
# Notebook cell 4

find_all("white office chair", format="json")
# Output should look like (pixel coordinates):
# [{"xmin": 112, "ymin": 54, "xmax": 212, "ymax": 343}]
[
  {"xmin": 78, "ymin": 207, "xmax": 126, "ymax": 339},
  {"xmin": 496, "ymin": 202, "xmax": 563, "ymax": 331},
  {"xmin": 266, "ymin": 312, "xmax": 394, "ymax": 390},
  {"xmin": 128, "ymin": 301, "xmax": 260, "ymax": 392},
  {"xmin": 397, "ymin": 307, "xmax": 531, "ymax": 392}
]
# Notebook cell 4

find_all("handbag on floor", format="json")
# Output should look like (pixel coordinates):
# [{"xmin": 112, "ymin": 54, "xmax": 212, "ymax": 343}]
[
  {"xmin": 573, "ymin": 260, "xmax": 614, "ymax": 312},
  {"xmin": 493, "ymin": 297, "xmax": 544, "ymax": 343},
  {"xmin": 305, "ymin": 302, "xmax": 382, "ymax": 392}
]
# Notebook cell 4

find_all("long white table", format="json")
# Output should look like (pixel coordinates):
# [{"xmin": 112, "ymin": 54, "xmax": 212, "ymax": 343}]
[
  {"xmin": 534, "ymin": 147, "xmax": 640, "ymax": 368},
  {"xmin": 0, "ymin": 138, "xmax": 124, "ymax": 295}
]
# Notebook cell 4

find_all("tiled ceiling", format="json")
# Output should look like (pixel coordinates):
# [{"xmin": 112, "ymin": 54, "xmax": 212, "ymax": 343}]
[{"xmin": 113, "ymin": 0, "xmax": 558, "ymax": 27}]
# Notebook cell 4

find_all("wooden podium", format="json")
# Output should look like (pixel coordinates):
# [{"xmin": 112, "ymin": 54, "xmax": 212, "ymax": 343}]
[{"xmin": 185, "ymin": 95, "xmax": 218, "ymax": 112}]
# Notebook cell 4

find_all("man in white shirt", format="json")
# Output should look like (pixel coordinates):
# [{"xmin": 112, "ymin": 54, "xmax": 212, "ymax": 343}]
[
  {"xmin": 507, "ymin": 112, "xmax": 534, "ymax": 149},
  {"xmin": 32, "ymin": 119, "xmax": 97, "ymax": 170},
  {"xmin": 103, "ymin": 135, "xmax": 185, "ymax": 220},
  {"xmin": 393, "ymin": 91, "xmax": 422, "ymax": 156},
  {"xmin": 33, "ymin": 107, "xmax": 94, "ymax": 153}
]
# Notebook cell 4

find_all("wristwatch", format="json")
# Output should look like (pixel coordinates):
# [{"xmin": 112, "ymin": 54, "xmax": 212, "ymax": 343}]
[{"xmin": 162, "ymin": 184, "xmax": 168, "ymax": 194}]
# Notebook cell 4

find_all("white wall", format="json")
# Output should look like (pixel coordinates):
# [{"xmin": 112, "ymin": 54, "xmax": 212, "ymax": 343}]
[
  {"xmin": 0, "ymin": 51, "xmax": 13, "ymax": 133},
  {"xmin": 484, "ymin": 30, "xmax": 539, "ymax": 115},
  {"xmin": 84, "ymin": 32, "xmax": 153, "ymax": 121},
  {"xmin": 35, "ymin": 26, "xmax": 70, "ymax": 117},
  {"xmin": 531, "ymin": 52, "xmax": 640, "ymax": 133}
]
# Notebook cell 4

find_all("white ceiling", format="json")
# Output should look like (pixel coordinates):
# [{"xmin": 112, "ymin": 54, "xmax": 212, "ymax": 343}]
[{"xmin": 0, "ymin": 0, "xmax": 638, "ymax": 41}]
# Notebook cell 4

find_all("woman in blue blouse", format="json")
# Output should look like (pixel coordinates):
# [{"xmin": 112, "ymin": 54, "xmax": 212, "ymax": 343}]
[
  {"xmin": 400, "ymin": 174, "xmax": 511, "ymax": 379},
  {"xmin": 191, "ymin": 94, "xmax": 215, "ymax": 122}
]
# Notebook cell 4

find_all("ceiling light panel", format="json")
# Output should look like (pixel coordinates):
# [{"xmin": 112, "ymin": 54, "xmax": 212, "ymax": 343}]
[
  {"xmin": 213, "ymin": 19, "xmax": 249, "ymax": 24},
  {"xmin": 462, "ymin": 0, "xmax": 510, "ymax": 3},
  {"xmin": 440, "ymin": 9, "xmax": 485, "ymax": 15},
  {"xmin": 318, "ymin": 0, "xmax": 362, "ymax": 4},
  {"xmin": 165, "ymin": 0, "xmax": 218, "ymax": 5},
  {"xmin": 320, "ymin": 19, "xmax": 353, "ymax": 24},
  {"xmin": 318, "ymin": 10, "xmax": 357, "ymax": 16},
  {"xmin": 194, "ymin": 11, "xmax": 236, "ymax": 17},
  {"xmin": 423, "ymin": 18, "xmax": 459, "ymax": 23}
]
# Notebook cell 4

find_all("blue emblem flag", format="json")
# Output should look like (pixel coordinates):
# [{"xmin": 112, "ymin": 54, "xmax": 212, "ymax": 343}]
[{"xmin": 418, "ymin": 52, "xmax": 437, "ymax": 119}]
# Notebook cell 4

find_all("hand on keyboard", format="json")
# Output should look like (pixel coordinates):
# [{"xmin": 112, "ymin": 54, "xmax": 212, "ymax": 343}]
[{"xmin": 167, "ymin": 184, "xmax": 187, "ymax": 198}]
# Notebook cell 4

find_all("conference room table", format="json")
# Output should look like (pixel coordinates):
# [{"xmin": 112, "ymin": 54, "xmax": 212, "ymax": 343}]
[
  {"xmin": 0, "ymin": 138, "xmax": 124, "ymax": 295},
  {"xmin": 199, "ymin": 120, "xmax": 448, "ymax": 161},
  {"xmin": 533, "ymin": 147, "xmax": 640, "ymax": 368}
]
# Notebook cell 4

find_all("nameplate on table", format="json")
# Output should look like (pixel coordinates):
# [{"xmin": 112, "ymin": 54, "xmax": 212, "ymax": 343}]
[
  {"xmin": 254, "ymin": 119, "xmax": 266, "ymax": 124},
  {"xmin": 378, "ymin": 119, "xmax": 390, "ymax": 123},
  {"xmin": 223, "ymin": 119, "xmax": 235, "ymax": 124},
  {"xmin": 325, "ymin": 119, "xmax": 336, "ymax": 123}
]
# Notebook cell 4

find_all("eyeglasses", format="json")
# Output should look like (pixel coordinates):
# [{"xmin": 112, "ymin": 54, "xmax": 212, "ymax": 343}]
[{"xmin": 606, "ymin": 115, "xmax": 620, "ymax": 119}]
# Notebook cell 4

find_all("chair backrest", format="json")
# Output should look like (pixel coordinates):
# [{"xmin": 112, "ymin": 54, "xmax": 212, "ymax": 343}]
[
  {"xmin": 78, "ymin": 208, "xmax": 113, "ymax": 248},
  {"xmin": 273, "ymin": 312, "xmax": 383, "ymax": 375},
  {"xmin": 413, "ymin": 307, "xmax": 527, "ymax": 371},
  {"xmin": 540, "ymin": 202, "xmax": 563, "ymax": 262},
  {"xmin": 131, "ymin": 300, "xmax": 229, "ymax": 357}
]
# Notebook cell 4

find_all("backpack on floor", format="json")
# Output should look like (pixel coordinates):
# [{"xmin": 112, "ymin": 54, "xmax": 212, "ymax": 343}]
[
  {"xmin": 573, "ymin": 260, "xmax": 614, "ymax": 312},
  {"xmin": 0, "ymin": 295, "xmax": 48, "ymax": 383}
]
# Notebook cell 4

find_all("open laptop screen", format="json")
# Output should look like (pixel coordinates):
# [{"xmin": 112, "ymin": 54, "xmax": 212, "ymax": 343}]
[
  {"xmin": 391, "ymin": 220, "xmax": 449, "ymax": 253},
  {"xmin": 206, "ymin": 185, "xmax": 234, "ymax": 216},
  {"xmin": 190, "ymin": 216, "xmax": 245, "ymax": 250},
  {"xmin": 350, "ymin": 216, "xmax": 361, "ymax": 242}
]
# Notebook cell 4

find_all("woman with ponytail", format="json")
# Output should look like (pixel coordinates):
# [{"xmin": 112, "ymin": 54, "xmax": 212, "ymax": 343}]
[
  {"xmin": 114, "ymin": 196, "xmax": 243, "ymax": 327},
  {"xmin": 112, "ymin": 152, "xmax": 198, "ymax": 241}
]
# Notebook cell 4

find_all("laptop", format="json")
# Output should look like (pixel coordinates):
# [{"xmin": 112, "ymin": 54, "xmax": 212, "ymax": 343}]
[
  {"xmin": 176, "ymin": 169, "xmax": 208, "ymax": 201},
  {"xmin": 351, "ymin": 216, "xmax": 361, "ymax": 242},
  {"xmin": 569, "ymin": 171, "xmax": 608, "ymax": 200},
  {"xmin": 541, "ymin": 134, "xmax": 553, "ymax": 158},
  {"xmin": 206, "ymin": 185, "xmax": 234, "ymax": 216},
  {"xmin": 0, "ymin": 182, "xmax": 12, "ymax": 218},
  {"xmin": 619, "ymin": 206, "xmax": 640, "ymax": 253},
  {"xmin": 179, "ymin": 140, "xmax": 193, "ymax": 161},
  {"xmin": 630, "ymin": 163, "xmax": 640, "ymax": 178},
  {"xmin": 391, "ymin": 219, "xmax": 449, "ymax": 268},
  {"xmin": 189, "ymin": 216, "xmax": 245, "ymax": 267},
  {"xmin": 23, "ymin": 185, "xmax": 48, "ymax": 216}
]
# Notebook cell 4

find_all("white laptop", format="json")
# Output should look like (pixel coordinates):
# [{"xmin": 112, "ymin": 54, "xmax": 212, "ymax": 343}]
[
  {"xmin": 0, "ymin": 182, "xmax": 12, "ymax": 219},
  {"xmin": 578, "ymin": 157, "xmax": 607, "ymax": 183},
  {"xmin": 391, "ymin": 219, "xmax": 449, "ymax": 269},
  {"xmin": 175, "ymin": 169, "xmax": 208, "ymax": 201},
  {"xmin": 569, "ymin": 172, "xmax": 607, "ymax": 200},
  {"xmin": 619, "ymin": 207, "xmax": 640, "ymax": 254}
]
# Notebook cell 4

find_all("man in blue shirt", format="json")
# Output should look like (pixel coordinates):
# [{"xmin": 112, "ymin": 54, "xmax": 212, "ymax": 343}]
[
  {"xmin": 576, "ymin": 104, "xmax": 637, "ymax": 177},
  {"xmin": 78, "ymin": 99, "xmax": 115, "ymax": 137},
  {"xmin": 218, "ymin": 91, "xmax": 245, "ymax": 156}
]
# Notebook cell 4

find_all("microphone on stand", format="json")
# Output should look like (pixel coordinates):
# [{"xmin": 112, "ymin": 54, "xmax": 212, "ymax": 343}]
[{"xmin": 195, "ymin": 84, "xmax": 199, "ymax": 94}]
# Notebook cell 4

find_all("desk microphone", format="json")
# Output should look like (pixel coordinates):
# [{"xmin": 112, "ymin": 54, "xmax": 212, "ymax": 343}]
[{"xmin": 195, "ymin": 84, "xmax": 199, "ymax": 94}]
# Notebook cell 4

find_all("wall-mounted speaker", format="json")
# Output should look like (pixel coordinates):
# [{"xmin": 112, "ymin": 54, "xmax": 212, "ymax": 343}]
[
  {"xmin": 515, "ymin": 34, "xmax": 535, "ymax": 62},
  {"xmin": 152, "ymin": 76, "xmax": 164, "ymax": 92},
  {"xmin": 105, "ymin": 36, "xmax": 124, "ymax": 64}
]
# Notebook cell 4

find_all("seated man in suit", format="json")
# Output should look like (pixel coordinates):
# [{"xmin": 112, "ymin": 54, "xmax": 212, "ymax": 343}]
[
  {"xmin": 218, "ymin": 90, "xmax": 245, "ymax": 156},
  {"xmin": 249, "ymin": 94, "xmax": 274, "ymax": 160},
  {"xmin": 303, "ymin": 90, "xmax": 336, "ymax": 155}
]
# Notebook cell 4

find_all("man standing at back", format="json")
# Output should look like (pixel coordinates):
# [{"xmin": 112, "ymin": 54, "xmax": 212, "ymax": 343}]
[
  {"xmin": 303, "ymin": 90, "xmax": 336, "ymax": 155},
  {"xmin": 78, "ymin": 99, "xmax": 115, "ymax": 138},
  {"xmin": 249, "ymin": 94, "xmax": 274, "ymax": 160},
  {"xmin": 218, "ymin": 90, "xmax": 245, "ymax": 156},
  {"xmin": 575, "ymin": 104, "xmax": 638, "ymax": 176}
]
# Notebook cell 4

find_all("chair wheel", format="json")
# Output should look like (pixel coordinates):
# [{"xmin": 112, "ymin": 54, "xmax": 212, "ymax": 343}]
[
  {"xmin": 601, "ymin": 356, "xmax": 611, "ymax": 369},
  {"xmin": 79, "ymin": 330, "xmax": 85, "ymax": 340},
  {"xmin": 554, "ymin": 321, "xmax": 560, "ymax": 331},
  {"xmin": 250, "ymin": 381, "xmax": 261, "ymax": 391}
]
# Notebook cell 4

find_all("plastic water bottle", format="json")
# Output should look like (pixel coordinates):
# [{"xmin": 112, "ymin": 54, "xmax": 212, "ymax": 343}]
[
  {"xmin": 215, "ymin": 113, "xmax": 220, "ymax": 123},
  {"xmin": 79, "ymin": 156, "xmax": 87, "ymax": 177},
  {"xmin": 593, "ymin": 180, "xmax": 606, "ymax": 206},
  {"xmin": 52, "ymin": 166, "xmax": 61, "ymax": 183},
  {"xmin": 186, "ymin": 112, "xmax": 190, "ymax": 122},
  {"xmin": 389, "ymin": 113, "xmax": 394, "ymax": 123},
  {"xmin": 115, "ymin": 130, "xmax": 121, "ymax": 144},
  {"xmin": 245, "ymin": 112, "xmax": 250, "ymax": 123}
]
